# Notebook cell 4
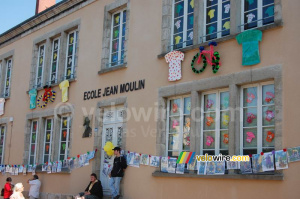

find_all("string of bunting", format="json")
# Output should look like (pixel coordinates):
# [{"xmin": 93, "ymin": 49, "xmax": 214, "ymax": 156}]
[
  {"xmin": 112, "ymin": 146, "xmax": 300, "ymax": 175},
  {"xmin": 0, "ymin": 149, "xmax": 97, "ymax": 175}
]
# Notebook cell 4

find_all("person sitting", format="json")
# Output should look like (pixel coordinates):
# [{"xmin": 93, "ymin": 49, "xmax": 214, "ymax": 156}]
[
  {"xmin": 9, "ymin": 183, "xmax": 25, "ymax": 199},
  {"xmin": 75, "ymin": 173, "xmax": 103, "ymax": 199}
]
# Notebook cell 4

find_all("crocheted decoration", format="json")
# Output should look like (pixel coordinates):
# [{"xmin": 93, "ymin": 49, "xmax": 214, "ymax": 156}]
[{"xmin": 37, "ymin": 86, "xmax": 56, "ymax": 108}]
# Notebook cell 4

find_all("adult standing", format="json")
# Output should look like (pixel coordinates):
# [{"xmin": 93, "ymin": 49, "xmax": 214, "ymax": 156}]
[
  {"xmin": 27, "ymin": 175, "xmax": 41, "ymax": 199},
  {"xmin": 9, "ymin": 183, "xmax": 25, "ymax": 199},
  {"xmin": 109, "ymin": 147, "xmax": 127, "ymax": 199},
  {"xmin": 4, "ymin": 177, "xmax": 13, "ymax": 199}
]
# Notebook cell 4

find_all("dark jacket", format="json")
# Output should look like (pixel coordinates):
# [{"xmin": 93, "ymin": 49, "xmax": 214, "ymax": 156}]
[
  {"xmin": 111, "ymin": 156, "xmax": 127, "ymax": 177},
  {"xmin": 85, "ymin": 180, "xmax": 103, "ymax": 199}
]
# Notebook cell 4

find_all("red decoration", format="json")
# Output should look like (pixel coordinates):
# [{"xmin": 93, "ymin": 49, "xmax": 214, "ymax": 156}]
[
  {"xmin": 43, "ymin": 88, "xmax": 53, "ymax": 101},
  {"xmin": 261, "ymin": 152, "xmax": 264, "ymax": 155},
  {"xmin": 283, "ymin": 148, "xmax": 287, "ymax": 152},
  {"xmin": 95, "ymin": 148, "xmax": 98, "ymax": 152},
  {"xmin": 77, "ymin": 155, "xmax": 80, "ymax": 158}
]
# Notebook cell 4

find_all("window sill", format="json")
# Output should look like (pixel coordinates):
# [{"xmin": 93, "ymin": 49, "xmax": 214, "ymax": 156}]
[
  {"xmin": 35, "ymin": 164, "xmax": 71, "ymax": 174},
  {"xmin": 152, "ymin": 171, "xmax": 283, "ymax": 181},
  {"xmin": 157, "ymin": 20, "xmax": 283, "ymax": 59},
  {"xmin": 26, "ymin": 78, "xmax": 77, "ymax": 94},
  {"xmin": 98, "ymin": 63, "xmax": 127, "ymax": 75}
]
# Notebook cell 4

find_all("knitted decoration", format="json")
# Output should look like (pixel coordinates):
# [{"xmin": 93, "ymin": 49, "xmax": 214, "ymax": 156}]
[{"xmin": 37, "ymin": 86, "xmax": 56, "ymax": 108}]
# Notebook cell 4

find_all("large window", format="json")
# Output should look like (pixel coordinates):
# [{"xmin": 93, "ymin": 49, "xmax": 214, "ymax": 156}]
[
  {"xmin": 171, "ymin": 0, "xmax": 194, "ymax": 50},
  {"xmin": 240, "ymin": 82, "xmax": 275, "ymax": 155},
  {"xmin": 204, "ymin": 0, "xmax": 230, "ymax": 41},
  {"xmin": 59, "ymin": 116, "xmax": 71, "ymax": 161},
  {"xmin": 166, "ymin": 96, "xmax": 191, "ymax": 157},
  {"xmin": 65, "ymin": 31, "xmax": 78, "ymax": 80},
  {"xmin": 29, "ymin": 121, "xmax": 38, "ymax": 165},
  {"xmin": 36, "ymin": 45, "xmax": 45, "ymax": 88},
  {"xmin": 242, "ymin": 0, "xmax": 274, "ymax": 31},
  {"xmin": 3, "ymin": 59, "xmax": 12, "ymax": 97},
  {"xmin": 0, "ymin": 125, "xmax": 6, "ymax": 164},
  {"xmin": 50, "ymin": 38, "xmax": 60, "ymax": 84},
  {"xmin": 201, "ymin": 90, "xmax": 229, "ymax": 155},
  {"xmin": 43, "ymin": 118, "xmax": 53, "ymax": 163},
  {"xmin": 109, "ymin": 10, "xmax": 126, "ymax": 67}
]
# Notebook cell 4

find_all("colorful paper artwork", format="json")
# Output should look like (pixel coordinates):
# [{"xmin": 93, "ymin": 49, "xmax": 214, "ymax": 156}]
[
  {"xmin": 126, "ymin": 152, "xmax": 134, "ymax": 166},
  {"xmin": 206, "ymin": 116, "xmax": 214, "ymax": 126},
  {"xmin": 262, "ymin": 152, "xmax": 275, "ymax": 172},
  {"xmin": 132, "ymin": 153, "xmax": 141, "ymax": 168},
  {"xmin": 266, "ymin": 131, "xmax": 275, "ymax": 143},
  {"xmin": 197, "ymin": 161, "xmax": 207, "ymax": 175},
  {"xmin": 102, "ymin": 163, "xmax": 112, "ymax": 177},
  {"xmin": 206, "ymin": 135, "xmax": 214, "ymax": 146},
  {"xmin": 140, "ymin": 154, "xmax": 150, "ymax": 165},
  {"xmin": 215, "ymin": 161, "xmax": 225, "ymax": 175},
  {"xmin": 265, "ymin": 92, "xmax": 275, "ymax": 103},
  {"xmin": 265, "ymin": 110, "xmax": 274, "ymax": 122},
  {"xmin": 275, "ymin": 150, "xmax": 288, "ymax": 170},
  {"xmin": 187, "ymin": 157, "xmax": 197, "ymax": 170},
  {"xmin": 161, "ymin": 157, "xmax": 168, "ymax": 173},
  {"xmin": 240, "ymin": 161, "xmax": 252, "ymax": 174},
  {"xmin": 223, "ymin": 133, "xmax": 229, "ymax": 144},
  {"xmin": 176, "ymin": 163, "xmax": 185, "ymax": 174},
  {"xmin": 150, "ymin": 156, "xmax": 160, "ymax": 167},
  {"xmin": 226, "ymin": 161, "xmax": 239, "ymax": 170},
  {"xmin": 246, "ymin": 132, "xmax": 255, "ymax": 143},
  {"xmin": 206, "ymin": 161, "xmax": 216, "ymax": 175},
  {"xmin": 168, "ymin": 158, "xmax": 177, "ymax": 173},
  {"xmin": 287, "ymin": 147, "xmax": 300, "ymax": 162},
  {"xmin": 247, "ymin": 93, "xmax": 255, "ymax": 103},
  {"xmin": 246, "ymin": 113, "xmax": 256, "ymax": 123},
  {"xmin": 252, "ymin": 154, "xmax": 263, "ymax": 173}
]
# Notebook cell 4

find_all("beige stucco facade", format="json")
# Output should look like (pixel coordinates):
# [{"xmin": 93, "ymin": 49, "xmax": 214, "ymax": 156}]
[{"xmin": 0, "ymin": 0, "xmax": 299, "ymax": 198}]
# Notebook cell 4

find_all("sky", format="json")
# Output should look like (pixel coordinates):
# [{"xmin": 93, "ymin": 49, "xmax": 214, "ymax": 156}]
[{"xmin": 0, "ymin": 0, "xmax": 63, "ymax": 34}]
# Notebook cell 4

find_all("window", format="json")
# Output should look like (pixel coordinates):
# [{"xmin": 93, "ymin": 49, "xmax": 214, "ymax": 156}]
[
  {"xmin": 242, "ymin": 0, "xmax": 274, "ymax": 31},
  {"xmin": 109, "ymin": 10, "xmax": 126, "ymax": 67},
  {"xmin": 36, "ymin": 45, "xmax": 45, "ymax": 88},
  {"xmin": 201, "ymin": 90, "xmax": 229, "ymax": 155},
  {"xmin": 166, "ymin": 96, "xmax": 191, "ymax": 157},
  {"xmin": 3, "ymin": 59, "xmax": 12, "ymax": 97},
  {"xmin": 0, "ymin": 125, "xmax": 6, "ymax": 164},
  {"xmin": 43, "ymin": 118, "xmax": 53, "ymax": 163},
  {"xmin": 65, "ymin": 31, "xmax": 78, "ymax": 80},
  {"xmin": 240, "ymin": 82, "xmax": 275, "ymax": 155},
  {"xmin": 50, "ymin": 38, "xmax": 60, "ymax": 84},
  {"xmin": 204, "ymin": 0, "xmax": 230, "ymax": 41},
  {"xmin": 29, "ymin": 120, "xmax": 38, "ymax": 165},
  {"xmin": 59, "ymin": 116, "xmax": 71, "ymax": 160},
  {"xmin": 171, "ymin": 0, "xmax": 194, "ymax": 50}
]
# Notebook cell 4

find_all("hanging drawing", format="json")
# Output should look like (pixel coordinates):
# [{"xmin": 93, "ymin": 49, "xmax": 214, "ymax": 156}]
[
  {"xmin": 191, "ymin": 41, "xmax": 221, "ymax": 74},
  {"xmin": 82, "ymin": 115, "xmax": 93, "ymax": 138}
]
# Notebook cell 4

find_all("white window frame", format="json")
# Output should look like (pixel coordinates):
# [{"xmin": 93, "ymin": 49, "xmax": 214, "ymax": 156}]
[
  {"xmin": 49, "ymin": 38, "xmax": 60, "ymax": 84},
  {"xmin": 240, "ymin": 81, "xmax": 275, "ymax": 155},
  {"xmin": 109, "ymin": 9, "xmax": 126, "ymax": 67},
  {"xmin": 166, "ymin": 95, "xmax": 191, "ymax": 156},
  {"xmin": 58, "ymin": 116, "xmax": 71, "ymax": 160},
  {"xmin": 35, "ymin": 44, "xmax": 45, "ymax": 87},
  {"xmin": 43, "ymin": 118, "xmax": 53, "ymax": 163},
  {"xmin": 171, "ymin": 0, "xmax": 193, "ymax": 50},
  {"xmin": 29, "ymin": 120, "xmax": 38, "ymax": 165},
  {"xmin": 241, "ymin": 0, "xmax": 275, "ymax": 31},
  {"xmin": 64, "ymin": 31, "xmax": 78, "ymax": 80},
  {"xmin": 203, "ymin": 0, "xmax": 230, "ymax": 42},
  {"xmin": 3, "ymin": 59, "xmax": 12, "ymax": 97},
  {"xmin": 0, "ymin": 125, "xmax": 6, "ymax": 164},
  {"xmin": 200, "ymin": 89, "xmax": 229, "ymax": 155}
]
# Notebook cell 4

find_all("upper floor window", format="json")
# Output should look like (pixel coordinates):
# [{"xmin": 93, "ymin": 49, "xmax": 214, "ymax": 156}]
[
  {"xmin": 204, "ymin": 0, "xmax": 230, "ymax": 41},
  {"xmin": 167, "ymin": 96, "xmax": 191, "ymax": 157},
  {"xmin": 65, "ymin": 31, "xmax": 78, "ymax": 80},
  {"xmin": 242, "ymin": 0, "xmax": 274, "ymax": 31},
  {"xmin": 240, "ymin": 82, "xmax": 275, "ymax": 155},
  {"xmin": 171, "ymin": 0, "xmax": 194, "ymax": 50},
  {"xmin": 109, "ymin": 10, "xmax": 127, "ymax": 67},
  {"xmin": 3, "ymin": 59, "xmax": 12, "ymax": 97},
  {"xmin": 43, "ymin": 118, "xmax": 53, "ymax": 163},
  {"xmin": 0, "ymin": 125, "xmax": 6, "ymax": 164},
  {"xmin": 201, "ymin": 90, "xmax": 229, "ymax": 155},
  {"xmin": 50, "ymin": 38, "xmax": 60, "ymax": 85},
  {"xmin": 59, "ymin": 116, "xmax": 71, "ymax": 161},
  {"xmin": 36, "ymin": 44, "xmax": 45, "ymax": 88},
  {"xmin": 29, "ymin": 120, "xmax": 38, "ymax": 165}
]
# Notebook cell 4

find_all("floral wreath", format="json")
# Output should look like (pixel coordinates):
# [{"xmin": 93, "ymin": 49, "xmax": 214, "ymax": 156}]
[{"xmin": 37, "ymin": 86, "xmax": 56, "ymax": 108}]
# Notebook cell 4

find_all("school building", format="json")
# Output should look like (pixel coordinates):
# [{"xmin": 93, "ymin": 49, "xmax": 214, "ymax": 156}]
[{"xmin": 0, "ymin": 0, "xmax": 299, "ymax": 198}]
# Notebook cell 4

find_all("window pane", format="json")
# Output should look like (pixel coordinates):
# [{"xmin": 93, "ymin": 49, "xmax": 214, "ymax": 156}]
[
  {"xmin": 244, "ymin": 0, "xmax": 257, "ymax": 12},
  {"xmin": 263, "ymin": 0, "xmax": 274, "ymax": 6},
  {"xmin": 183, "ymin": 132, "xmax": 190, "ymax": 151},
  {"xmin": 244, "ymin": 10, "xmax": 258, "ymax": 29},
  {"xmin": 263, "ymin": 106, "xmax": 275, "ymax": 126},
  {"xmin": 186, "ymin": 30, "xmax": 193, "ymax": 46},
  {"xmin": 204, "ymin": 94, "xmax": 216, "ymax": 111},
  {"xmin": 204, "ymin": 112, "xmax": 216, "ymax": 130},
  {"xmin": 243, "ymin": 108, "xmax": 257, "ymax": 127},
  {"xmin": 187, "ymin": 13, "xmax": 194, "ymax": 29},
  {"xmin": 203, "ymin": 131, "xmax": 215, "ymax": 149},
  {"xmin": 184, "ymin": 97, "xmax": 191, "ymax": 114},
  {"xmin": 169, "ymin": 117, "xmax": 180, "ymax": 133},
  {"xmin": 263, "ymin": 5, "xmax": 274, "ymax": 25},
  {"xmin": 113, "ymin": 26, "xmax": 120, "ymax": 39},
  {"xmin": 222, "ymin": 1, "xmax": 230, "ymax": 19},
  {"xmin": 123, "ymin": 10, "xmax": 127, "ymax": 23},
  {"xmin": 220, "ymin": 92, "xmax": 229, "ymax": 110},
  {"xmin": 203, "ymin": 150, "xmax": 215, "ymax": 155},
  {"xmin": 173, "ymin": 33, "xmax": 183, "ymax": 49},
  {"xmin": 206, "ymin": 5, "xmax": 218, "ymax": 24},
  {"xmin": 206, "ymin": 23, "xmax": 217, "ymax": 40},
  {"xmin": 220, "ymin": 111, "xmax": 229, "ymax": 129},
  {"xmin": 207, "ymin": 0, "xmax": 218, "ymax": 7},
  {"xmin": 174, "ymin": 1, "xmax": 184, "ymax": 18},
  {"xmin": 168, "ymin": 134, "xmax": 180, "ymax": 150},
  {"xmin": 170, "ymin": 99, "xmax": 181, "ymax": 115},
  {"xmin": 243, "ymin": 149, "xmax": 257, "ymax": 155},
  {"xmin": 262, "ymin": 84, "xmax": 275, "ymax": 105},
  {"xmin": 222, "ymin": 19, "xmax": 230, "ymax": 36},
  {"xmin": 188, "ymin": 0, "xmax": 194, "ymax": 13},
  {"xmin": 113, "ymin": 13, "xmax": 121, "ymax": 26},
  {"xmin": 183, "ymin": 116, "xmax": 191, "ymax": 132},
  {"xmin": 263, "ymin": 127, "xmax": 275, "ymax": 147},
  {"xmin": 243, "ymin": 128, "xmax": 257, "ymax": 148},
  {"xmin": 243, "ymin": 87, "xmax": 257, "ymax": 107},
  {"xmin": 220, "ymin": 130, "xmax": 229, "ymax": 150}
]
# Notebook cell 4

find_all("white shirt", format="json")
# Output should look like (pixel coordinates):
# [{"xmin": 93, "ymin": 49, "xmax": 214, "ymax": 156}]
[{"xmin": 29, "ymin": 179, "xmax": 41, "ymax": 198}]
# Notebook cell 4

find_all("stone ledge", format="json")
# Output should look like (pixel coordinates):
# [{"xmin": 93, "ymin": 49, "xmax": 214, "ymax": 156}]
[
  {"xmin": 152, "ymin": 171, "xmax": 284, "ymax": 181},
  {"xmin": 98, "ymin": 64, "xmax": 127, "ymax": 75},
  {"xmin": 26, "ymin": 78, "xmax": 77, "ymax": 94},
  {"xmin": 35, "ymin": 164, "xmax": 71, "ymax": 174},
  {"xmin": 157, "ymin": 21, "xmax": 283, "ymax": 59}
]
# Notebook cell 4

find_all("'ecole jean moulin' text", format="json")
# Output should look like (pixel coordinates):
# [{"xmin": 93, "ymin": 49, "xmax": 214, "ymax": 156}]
[{"xmin": 83, "ymin": 79, "xmax": 145, "ymax": 100}]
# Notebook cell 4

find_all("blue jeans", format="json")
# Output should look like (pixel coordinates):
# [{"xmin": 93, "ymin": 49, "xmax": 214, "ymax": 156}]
[{"xmin": 109, "ymin": 177, "xmax": 122, "ymax": 197}]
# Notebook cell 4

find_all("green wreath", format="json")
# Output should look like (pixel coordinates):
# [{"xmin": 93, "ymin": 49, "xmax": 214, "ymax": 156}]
[
  {"xmin": 212, "ymin": 52, "xmax": 221, "ymax": 74},
  {"xmin": 191, "ymin": 53, "xmax": 207, "ymax": 74}
]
